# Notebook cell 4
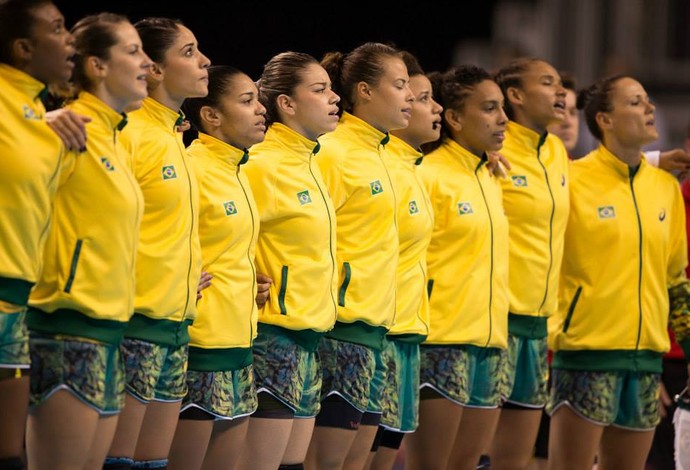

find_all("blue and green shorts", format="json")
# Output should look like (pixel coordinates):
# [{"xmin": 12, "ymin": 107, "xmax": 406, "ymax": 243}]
[
  {"xmin": 547, "ymin": 368, "xmax": 661, "ymax": 430},
  {"xmin": 252, "ymin": 327, "xmax": 322, "ymax": 418},
  {"xmin": 420, "ymin": 344, "xmax": 504, "ymax": 408},
  {"xmin": 120, "ymin": 338, "xmax": 188, "ymax": 403},
  {"xmin": 181, "ymin": 364, "xmax": 257, "ymax": 420},
  {"xmin": 29, "ymin": 332, "xmax": 124, "ymax": 415},
  {"xmin": 375, "ymin": 339, "xmax": 420, "ymax": 432},
  {"xmin": 319, "ymin": 337, "xmax": 376, "ymax": 413},
  {"xmin": 499, "ymin": 334, "xmax": 549, "ymax": 407},
  {"xmin": 0, "ymin": 304, "xmax": 29, "ymax": 368}
]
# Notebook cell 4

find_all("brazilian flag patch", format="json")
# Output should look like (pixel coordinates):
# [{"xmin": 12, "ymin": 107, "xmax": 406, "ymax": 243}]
[
  {"xmin": 223, "ymin": 201, "xmax": 238, "ymax": 216},
  {"xmin": 297, "ymin": 190, "xmax": 312, "ymax": 205},
  {"xmin": 409, "ymin": 200, "xmax": 419, "ymax": 215},
  {"xmin": 100, "ymin": 157, "xmax": 115, "ymax": 171},
  {"xmin": 458, "ymin": 202, "xmax": 473, "ymax": 215},
  {"xmin": 162, "ymin": 165, "xmax": 177, "ymax": 180},
  {"xmin": 597, "ymin": 206, "xmax": 615, "ymax": 219},
  {"xmin": 511, "ymin": 175, "xmax": 527, "ymax": 187},
  {"xmin": 370, "ymin": 180, "xmax": 383, "ymax": 195}
]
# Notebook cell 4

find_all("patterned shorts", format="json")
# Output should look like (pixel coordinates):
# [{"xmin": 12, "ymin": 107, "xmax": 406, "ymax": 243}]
[
  {"xmin": 420, "ymin": 344, "xmax": 504, "ymax": 407},
  {"xmin": 547, "ymin": 368, "xmax": 661, "ymax": 430},
  {"xmin": 182, "ymin": 364, "xmax": 257, "ymax": 420},
  {"xmin": 376, "ymin": 339, "xmax": 420, "ymax": 432},
  {"xmin": 499, "ymin": 334, "xmax": 549, "ymax": 407},
  {"xmin": 319, "ymin": 337, "xmax": 376, "ymax": 413},
  {"xmin": 0, "ymin": 305, "xmax": 29, "ymax": 368},
  {"xmin": 29, "ymin": 333, "xmax": 124, "ymax": 414},
  {"xmin": 120, "ymin": 338, "xmax": 188, "ymax": 403},
  {"xmin": 253, "ymin": 328, "xmax": 322, "ymax": 418}
]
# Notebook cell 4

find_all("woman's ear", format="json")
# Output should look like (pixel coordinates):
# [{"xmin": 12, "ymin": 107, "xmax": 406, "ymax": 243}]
[
  {"xmin": 11, "ymin": 38, "xmax": 33, "ymax": 62},
  {"xmin": 595, "ymin": 111, "xmax": 612, "ymax": 132},
  {"xmin": 200, "ymin": 105, "xmax": 220, "ymax": 128},
  {"xmin": 276, "ymin": 94, "xmax": 294, "ymax": 116},
  {"xmin": 86, "ymin": 56, "xmax": 107, "ymax": 78},
  {"xmin": 356, "ymin": 81, "xmax": 372, "ymax": 102},
  {"xmin": 444, "ymin": 108, "xmax": 462, "ymax": 133},
  {"xmin": 506, "ymin": 86, "xmax": 523, "ymax": 107}
]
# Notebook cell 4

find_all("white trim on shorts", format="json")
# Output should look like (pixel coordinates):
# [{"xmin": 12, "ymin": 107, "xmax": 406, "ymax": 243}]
[
  {"xmin": 322, "ymin": 390, "xmax": 367, "ymax": 413},
  {"xmin": 549, "ymin": 399, "xmax": 656, "ymax": 432},
  {"xmin": 501, "ymin": 396, "xmax": 545, "ymax": 409},
  {"xmin": 35, "ymin": 384, "xmax": 120, "ymax": 416},
  {"xmin": 179, "ymin": 402, "xmax": 254, "ymax": 421}
]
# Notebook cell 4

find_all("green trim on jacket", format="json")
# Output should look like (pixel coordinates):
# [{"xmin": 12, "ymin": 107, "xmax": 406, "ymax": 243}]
[
  {"xmin": 552, "ymin": 349, "xmax": 663, "ymax": 373},
  {"xmin": 0, "ymin": 277, "xmax": 34, "ymax": 305},
  {"xmin": 508, "ymin": 313, "xmax": 548, "ymax": 339},
  {"xmin": 124, "ymin": 313, "xmax": 191, "ymax": 347},
  {"xmin": 26, "ymin": 307, "xmax": 127, "ymax": 345},
  {"xmin": 326, "ymin": 320, "xmax": 388, "ymax": 350},
  {"xmin": 187, "ymin": 346, "xmax": 252, "ymax": 372},
  {"xmin": 387, "ymin": 332, "xmax": 427, "ymax": 344}
]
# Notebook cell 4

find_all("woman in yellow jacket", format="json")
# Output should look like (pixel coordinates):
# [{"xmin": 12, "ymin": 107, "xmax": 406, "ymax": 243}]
[
  {"xmin": 237, "ymin": 51, "xmax": 340, "ymax": 470},
  {"xmin": 166, "ymin": 65, "xmax": 266, "ymax": 470},
  {"xmin": 0, "ymin": 1, "xmax": 81, "ymax": 466},
  {"xmin": 403, "ymin": 65, "xmax": 510, "ymax": 470},
  {"xmin": 489, "ymin": 58, "xmax": 570, "ymax": 469},
  {"xmin": 547, "ymin": 75, "xmax": 690, "ymax": 470},
  {"xmin": 105, "ymin": 17, "xmax": 211, "ymax": 470},
  {"xmin": 305, "ymin": 42, "xmax": 414, "ymax": 470},
  {"xmin": 24, "ymin": 12, "xmax": 150, "ymax": 468},
  {"xmin": 367, "ymin": 50, "xmax": 440, "ymax": 470}
]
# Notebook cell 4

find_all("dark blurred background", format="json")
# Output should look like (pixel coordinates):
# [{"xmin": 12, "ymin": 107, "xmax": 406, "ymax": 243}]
[
  {"xmin": 59, "ymin": 1, "xmax": 497, "ymax": 80},
  {"xmin": 59, "ymin": 0, "xmax": 690, "ymax": 153}
]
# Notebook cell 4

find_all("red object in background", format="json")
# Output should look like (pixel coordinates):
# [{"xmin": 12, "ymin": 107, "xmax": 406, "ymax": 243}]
[{"xmin": 666, "ymin": 179, "xmax": 690, "ymax": 360}]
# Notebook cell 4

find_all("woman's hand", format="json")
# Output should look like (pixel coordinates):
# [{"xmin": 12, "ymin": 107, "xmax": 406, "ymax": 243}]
[
  {"xmin": 46, "ymin": 108, "xmax": 91, "ymax": 152},
  {"xmin": 196, "ymin": 271, "xmax": 213, "ymax": 301},
  {"xmin": 256, "ymin": 273, "xmax": 273, "ymax": 309}
]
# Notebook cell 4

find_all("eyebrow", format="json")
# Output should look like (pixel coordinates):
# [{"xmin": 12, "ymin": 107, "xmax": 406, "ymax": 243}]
[
  {"xmin": 178, "ymin": 42, "xmax": 195, "ymax": 52},
  {"xmin": 48, "ymin": 17, "xmax": 63, "ymax": 28}
]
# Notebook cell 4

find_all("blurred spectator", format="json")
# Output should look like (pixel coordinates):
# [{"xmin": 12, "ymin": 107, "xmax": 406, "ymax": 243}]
[{"xmin": 646, "ymin": 118, "xmax": 690, "ymax": 470}]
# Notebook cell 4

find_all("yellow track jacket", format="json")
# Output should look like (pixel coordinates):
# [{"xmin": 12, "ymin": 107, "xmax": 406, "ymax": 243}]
[
  {"xmin": 315, "ymin": 112, "xmax": 398, "ymax": 349},
  {"xmin": 0, "ymin": 64, "xmax": 62, "ymax": 305},
  {"xmin": 419, "ymin": 139, "xmax": 509, "ymax": 348},
  {"xmin": 552, "ymin": 145, "xmax": 690, "ymax": 373},
  {"xmin": 384, "ymin": 135, "xmax": 433, "ymax": 342},
  {"xmin": 186, "ymin": 133, "xmax": 259, "ymax": 371},
  {"xmin": 27, "ymin": 92, "xmax": 143, "ymax": 344},
  {"xmin": 244, "ymin": 123, "xmax": 337, "ymax": 350},
  {"xmin": 500, "ymin": 121, "xmax": 570, "ymax": 338},
  {"xmin": 120, "ymin": 97, "xmax": 201, "ymax": 346}
]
